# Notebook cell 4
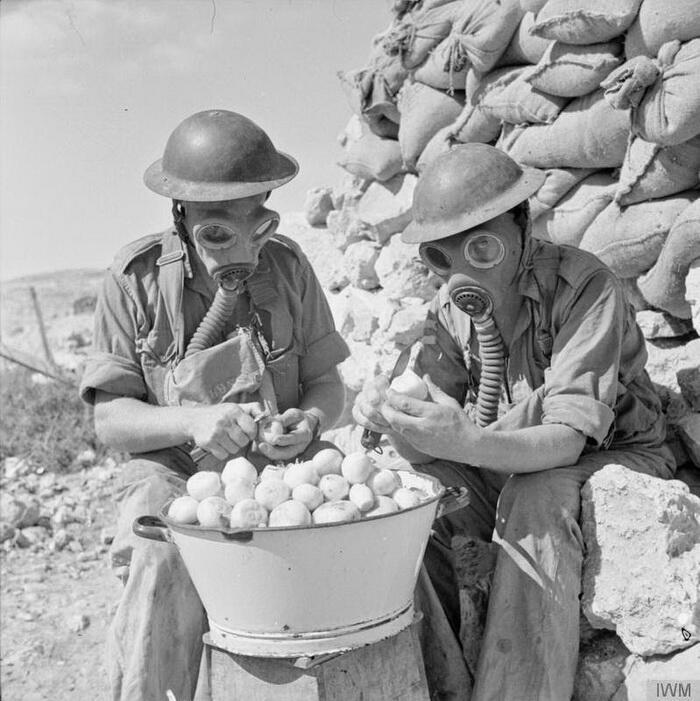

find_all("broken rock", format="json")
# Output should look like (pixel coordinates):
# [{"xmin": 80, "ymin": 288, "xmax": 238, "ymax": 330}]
[
  {"xmin": 677, "ymin": 414, "xmax": 700, "ymax": 468},
  {"xmin": 636, "ymin": 310, "xmax": 694, "ymax": 340},
  {"xmin": 342, "ymin": 240, "xmax": 381, "ymax": 290},
  {"xmin": 375, "ymin": 235, "xmax": 442, "ymax": 301},
  {"xmin": 581, "ymin": 464, "xmax": 700, "ymax": 656},
  {"xmin": 357, "ymin": 174, "xmax": 417, "ymax": 245},
  {"xmin": 304, "ymin": 187, "xmax": 334, "ymax": 227}
]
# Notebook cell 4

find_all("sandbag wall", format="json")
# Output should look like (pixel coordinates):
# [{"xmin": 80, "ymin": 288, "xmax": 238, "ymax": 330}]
[{"xmin": 314, "ymin": 0, "xmax": 700, "ymax": 456}]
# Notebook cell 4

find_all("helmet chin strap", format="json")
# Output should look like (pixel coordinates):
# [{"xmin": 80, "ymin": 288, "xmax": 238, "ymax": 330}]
[{"xmin": 447, "ymin": 274, "xmax": 505, "ymax": 428}]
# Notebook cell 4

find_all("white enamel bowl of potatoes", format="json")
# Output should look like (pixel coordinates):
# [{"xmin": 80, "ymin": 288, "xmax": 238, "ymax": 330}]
[{"xmin": 134, "ymin": 449, "xmax": 451, "ymax": 657}]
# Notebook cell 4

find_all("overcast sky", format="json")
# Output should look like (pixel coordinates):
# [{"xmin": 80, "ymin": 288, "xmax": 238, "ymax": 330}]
[{"xmin": 0, "ymin": 0, "xmax": 391, "ymax": 280}]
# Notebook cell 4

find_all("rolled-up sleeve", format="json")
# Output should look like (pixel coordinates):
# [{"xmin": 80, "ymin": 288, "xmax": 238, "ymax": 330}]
[
  {"xmin": 299, "ymin": 259, "xmax": 350, "ymax": 384},
  {"xmin": 79, "ymin": 270, "xmax": 147, "ymax": 405},
  {"xmin": 542, "ymin": 270, "xmax": 622, "ymax": 445}
]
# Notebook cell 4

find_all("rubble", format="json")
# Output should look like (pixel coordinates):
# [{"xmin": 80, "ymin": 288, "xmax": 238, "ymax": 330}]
[
  {"xmin": 357, "ymin": 174, "xmax": 417, "ymax": 245},
  {"xmin": 304, "ymin": 186, "xmax": 335, "ymax": 227}
]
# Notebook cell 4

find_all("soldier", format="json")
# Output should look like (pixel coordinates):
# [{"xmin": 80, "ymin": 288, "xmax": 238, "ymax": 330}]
[{"xmin": 80, "ymin": 110, "xmax": 349, "ymax": 701}]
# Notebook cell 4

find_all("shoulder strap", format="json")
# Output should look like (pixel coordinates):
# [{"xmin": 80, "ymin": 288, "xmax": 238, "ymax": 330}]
[{"xmin": 156, "ymin": 233, "xmax": 188, "ymax": 361}]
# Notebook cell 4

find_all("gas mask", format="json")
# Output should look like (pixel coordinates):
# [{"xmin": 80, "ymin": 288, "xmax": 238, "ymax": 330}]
[{"xmin": 419, "ymin": 226, "xmax": 522, "ymax": 427}]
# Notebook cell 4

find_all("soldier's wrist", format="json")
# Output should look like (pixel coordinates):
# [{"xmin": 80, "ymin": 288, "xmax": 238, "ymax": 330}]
[{"xmin": 304, "ymin": 410, "xmax": 322, "ymax": 441}]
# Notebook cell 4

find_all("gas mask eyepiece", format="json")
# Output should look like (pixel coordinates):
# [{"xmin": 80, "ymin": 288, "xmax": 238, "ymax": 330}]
[{"xmin": 419, "ymin": 231, "xmax": 506, "ymax": 277}]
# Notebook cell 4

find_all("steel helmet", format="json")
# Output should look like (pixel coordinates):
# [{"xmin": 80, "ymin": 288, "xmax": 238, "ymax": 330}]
[
  {"xmin": 402, "ymin": 144, "xmax": 545, "ymax": 244},
  {"xmin": 144, "ymin": 110, "xmax": 299, "ymax": 201}
]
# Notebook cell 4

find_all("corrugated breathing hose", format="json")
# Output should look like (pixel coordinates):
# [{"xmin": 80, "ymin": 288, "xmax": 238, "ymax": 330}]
[{"xmin": 184, "ymin": 284, "xmax": 241, "ymax": 358}]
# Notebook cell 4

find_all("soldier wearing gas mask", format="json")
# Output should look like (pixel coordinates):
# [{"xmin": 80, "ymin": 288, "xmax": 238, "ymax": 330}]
[
  {"xmin": 80, "ymin": 110, "xmax": 349, "ymax": 701},
  {"xmin": 354, "ymin": 144, "xmax": 675, "ymax": 701}
]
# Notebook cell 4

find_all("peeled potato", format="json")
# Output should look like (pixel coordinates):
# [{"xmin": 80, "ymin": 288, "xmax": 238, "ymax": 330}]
[
  {"xmin": 221, "ymin": 457, "xmax": 257, "ymax": 485},
  {"xmin": 390, "ymin": 368, "xmax": 428, "ymax": 400},
  {"xmin": 230, "ymin": 498, "xmax": 268, "ymax": 528},
  {"xmin": 254, "ymin": 479, "xmax": 291, "ymax": 511},
  {"xmin": 292, "ymin": 483, "xmax": 324, "ymax": 511},
  {"xmin": 364, "ymin": 495, "xmax": 399, "ymax": 518},
  {"xmin": 224, "ymin": 477, "xmax": 256, "ymax": 506},
  {"xmin": 312, "ymin": 500, "xmax": 361, "ymax": 525},
  {"xmin": 196, "ymin": 496, "xmax": 232, "ymax": 528},
  {"xmin": 258, "ymin": 417, "xmax": 285, "ymax": 445},
  {"xmin": 341, "ymin": 452, "xmax": 374, "ymax": 484},
  {"xmin": 259, "ymin": 464, "xmax": 286, "ymax": 481},
  {"xmin": 269, "ymin": 499, "xmax": 312, "ymax": 527},
  {"xmin": 284, "ymin": 461, "xmax": 320, "ymax": 489},
  {"xmin": 366, "ymin": 469, "xmax": 400, "ymax": 496},
  {"xmin": 392, "ymin": 487, "xmax": 423, "ymax": 510},
  {"xmin": 349, "ymin": 483, "xmax": 375, "ymax": 512},
  {"xmin": 187, "ymin": 471, "xmax": 223, "ymax": 501},
  {"xmin": 311, "ymin": 448, "xmax": 344, "ymax": 477},
  {"xmin": 318, "ymin": 474, "xmax": 350, "ymax": 501},
  {"xmin": 168, "ymin": 495, "xmax": 199, "ymax": 524}
]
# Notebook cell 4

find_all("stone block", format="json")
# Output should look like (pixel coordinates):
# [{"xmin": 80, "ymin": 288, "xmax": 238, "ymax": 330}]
[
  {"xmin": 357, "ymin": 174, "xmax": 417, "ymax": 245},
  {"xmin": 386, "ymin": 303, "xmax": 429, "ymax": 348},
  {"xmin": 326, "ymin": 207, "xmax": 370, "ymax": 252},
  {"xmin": 677, "ymin": 414, "xmax": 700, "ymax": 468},
  {"xmin": 343, "ymin": 240, "xmax": 381, "ymax": 290},
  {"xmin": 687, "ymin": 260, "xmax": 700, "ymax": 336},
  {"xmin": 636, "ymin": 310, "xmax": 694, "ymax": 340},
  {"xmin": 611, "ymin": 645, "xmax": 700, "ymax": 701},
  {"xmin": 338, "ymin": 341, "xmax": 383, "ymax": 393},
  {"xmin": 581, "ymin": 465, "xmax": 700, "ymax": 656},
  {"xmin": 677, "ymin": 340, "xmax": 700, "ymax": 411},
  {"xmin": 375, "ymin": 235, "xmax": 442, "ymax": 301},
  {"xmin": 303, "ymin": 187, "xmax": 334, "ymax": 227},
  {"xmin": 339, "ymin": 288, "xmax": 380, "ymax": 343}
]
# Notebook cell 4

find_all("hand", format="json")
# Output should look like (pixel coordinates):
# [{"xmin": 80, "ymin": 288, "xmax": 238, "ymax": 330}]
[
  {"xmin": 352, "ymin": 374, "xmax": 392, "ymax": 433},
  {"xmin": 380, "ymin": 375, "xmax": 480, "ymax": 462},
  {"xmin": 188, "ymin": 402, "xmax": 260, "ymax": 461},
  {"xmin": 256, "ymin": 408, "xmax": 316, "ymax": 461}
]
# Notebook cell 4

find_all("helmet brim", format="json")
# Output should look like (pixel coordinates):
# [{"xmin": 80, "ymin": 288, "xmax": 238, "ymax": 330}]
[
  {"xmin": 143, "ymin": 151, "xmax": 299, "ymax": 201},
  {"xmin": 401, "ymin": 166, "xmax": 545, "ymax": 244}
]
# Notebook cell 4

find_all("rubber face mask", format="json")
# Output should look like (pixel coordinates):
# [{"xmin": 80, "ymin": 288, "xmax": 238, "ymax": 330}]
[
  {"xmin": 418, "ymin": 226, "xmax": 521, "ymax": 320},
  {"xmin": 185, "ymin": 196, "xmax": 280, "ymax": 289}
]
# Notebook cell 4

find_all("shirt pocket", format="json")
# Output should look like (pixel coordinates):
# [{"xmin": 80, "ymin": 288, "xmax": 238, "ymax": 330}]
[{"xmin": 135, "ymin": 321, "xmax": 176, "ymax": 405}]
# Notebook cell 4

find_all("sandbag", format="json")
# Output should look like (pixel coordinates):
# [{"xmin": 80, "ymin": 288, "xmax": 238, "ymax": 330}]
[
  {"xmin": 520, "ymin": 0, "xmax": 548, "ymax": 13},
  {"xmin": 499, "ymin": 90, "xmax": 631, "ymax": 168},
  {"xmin": 397, "ymin": 82, "xmax": 465, "ymax": 168},
  {"xmin": 449, "ymin": 101, "xmax": 503, "ymax": 144},
  {"xmin": 530, "ymin": 0, "xmax": 643, "ymax": 45},
  {"xmin": 579, "ymin": 192, "xmax": 697, "ymax": 278},
  {"xmin": 625, "ymin": 0, "xmax": 700, "ymax": 59},
  {"xmin": 498, "ymin": 12, "xmax": 552, "ymax": 66},
  {"xmin": 444, "ymin": 0, "xmax": 523, "ymax": 75},
  {"xmin": 632, "ymin": 39, "xmax": 700, "ymax": 146},
  {"xmin": 638, "ymin": 198, "xmax": 700, "ymax": 318},
  {"xmin": 338, "ymin": 131, "xmax": 405, "ymax": 182},
  {"xmin": 529, "ymin": 167, "xmax": 597, "ymax": 220},
  {"xmin": 414, "ymin": 35, "xmax": 470, "ymax": 92},
  {"xmin": 615, "ymin": 135, "xmax": 700, "ymax": 206},
  {"xmin": 478, "ymin": 66, "xmax": 568, "ymax": 124},
  {"xmin": 383, "ymin": 1, "xmax": 462, "ymax": 69},
  {"xmin": 524, "ymin": 41, "xmax": 624, "ymax": 97},
  {"xmin": 530, "ymin": 172, "xmax": 617, "ymax": 246}
]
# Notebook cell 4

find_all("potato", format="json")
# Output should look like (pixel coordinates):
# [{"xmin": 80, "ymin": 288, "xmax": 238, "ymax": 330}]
[
  {"xmin": 341, "ymin": 452, "xmax": 374, "ymax": 484},
  {"xmin": 224, "ymin": 477, "xmax": 256, "ymax": 505},
  {"xmin": 258, "ymin": 417, "xmax": 285, "ymax": 445},
  {"xmin": 318, "ymin": 474, "xmax": 350, "ymax": 501},
  {"xmin": 292, "ymin": 483, "xmax": 324, "ymax": 511},
  {"xmin": 196, "ymin": 496, "xmax": 232, "ymax": 528},
  {"xmin": 312, "ymin": 500, "xmax": 361, "ymax": 525},
  {"xmin": 221, "ymin": 457, "xmax": 257, "ymax": 485},
  {"xmin": 168, "ymin": 495, "xmax": 199, "ymax": 524},
  {"xmin": 269, "ymin": 500, "xmax": 312, "ymax": 527},
  {"xmin": 254, "ymin": 479, "xmax": 291, "ymax": 511},
  {"xmin": 230, "ymin": 498, "xmax": 268, "ymax": 528},
  {"xmin": 259, "ymin": 464, "xmax": 287, "ymax": 481},
  {"xmin": 349, "ymin": 483, "xmax": 376, "ymax": 512},
  {"xmin": 187, "ymin": 471, "xmax": 223, "ymax": 501},
  {"xmin": 390, "ymin": 368, "xmax": 428, "ymax": 400},
  {"xmin": 366, "ymin": 468, "xmax": 400, "ymax": 496},
  {"xmin": 364, "ymin": 495, "xmax": 399, "ymax": 518},
  {"xmin": 311, "ymin": 448, "xmax": 344, "ymax": 477},
  {"xmin": 283, "ymin": 461, "xmax": 320, "ymax": 489},
  {"xmin": 392, "ymin": 487, "xmax": 422, "ymax": 510}
]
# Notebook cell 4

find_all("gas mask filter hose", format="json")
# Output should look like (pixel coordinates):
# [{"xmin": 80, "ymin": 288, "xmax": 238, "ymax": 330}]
[
  {"xmin": 184, "ymin": 284, "xmax": 241, "ymax": 358},
  {"xmin": 447, "ymin": 276, "xmax": 505, "ymax": 428}
]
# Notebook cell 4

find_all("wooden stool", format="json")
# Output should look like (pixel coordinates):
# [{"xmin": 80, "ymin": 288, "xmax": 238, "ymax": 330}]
[{"xmin": 204, "ymin": 617, "xmax": 430, "ymax": 701}]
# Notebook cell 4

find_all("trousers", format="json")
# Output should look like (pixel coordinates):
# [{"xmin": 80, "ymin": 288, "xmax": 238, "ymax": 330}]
[{"xmin": 416, "ymin": 444, "xmax": 675, "ymax": 701}]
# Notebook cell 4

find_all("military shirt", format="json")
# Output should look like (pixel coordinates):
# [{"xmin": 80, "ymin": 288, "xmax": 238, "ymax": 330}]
[
  {"xmin": 415, "ymin": 238, "xmax": 669, "ymax": 452},
  {"xmin": 80, "ymin": 228, "xmax": 350, "ymax": 412}
]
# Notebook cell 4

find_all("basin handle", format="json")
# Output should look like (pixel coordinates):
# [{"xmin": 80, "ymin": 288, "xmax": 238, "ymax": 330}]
[
  {"xmin": 435, "ymin": 486, "xmax": 470, "ymax": 520},
  {"xmin": 133, "ymin": 515, "xmax": 172, "ymax": 543}
]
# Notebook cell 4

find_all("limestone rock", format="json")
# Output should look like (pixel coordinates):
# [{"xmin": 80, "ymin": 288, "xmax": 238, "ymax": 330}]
[
  {"xmin": 581, "ymin": 465, "xmax": 700, "ymax": 656},
  {"xmin": 357, "ymin": 174, "xmax": 417, "ymax": 245},
  {"xmin": 573, "ymin": 632, "xmax": 628, "ymax": 701},
  {"xmin": 386, "ymin": 303, "xmax": 429, "ymax": 348},
  {"xmin": 338, "ymin": 341, "xmax": 383, "ymax": 393},
  {"xmin": 326, "ymin": 207, "xmax": 370, "ymax": 252},
  {"xmin": 375, "ymin": 235, "xmax": 442, "ymax": 301},
  {"xmin": 0, "ymin": 495, "xmax": 40, "ymax": 529},
  {"xmin": 611, "ymin": 645, "xmax": 700, "ymax": 701},
  {"xmin": 343, "ymin": 240, "xmax": 381, "ymax": 290},
  {"xmin": 0, "ymin": 522, "xmax": 15, "ymax": 543},
  {"xmin": 304, "ymin": 187, "xmax": 334, "ymax": 227},
  {"xmin": 331, "ymin": 172, "xmax": 368, "ymax": 211},
  {"xmin": 677, "ymin": 340, "xmax": 700, "ymax": 411},
  {"xmin": 338, "ymin": 288, "xmax": 380, "ymax": 343},
  {"xmin": 677, "ymin": 414, "xmax": 700, "ymax": 468},
  {"xmin": 687, "ymin": 260, "xmax": 700, "ymax": 336},
  {"xmin": 636, "ymin": 310, "xmax": 694, "ymax": 340}
]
